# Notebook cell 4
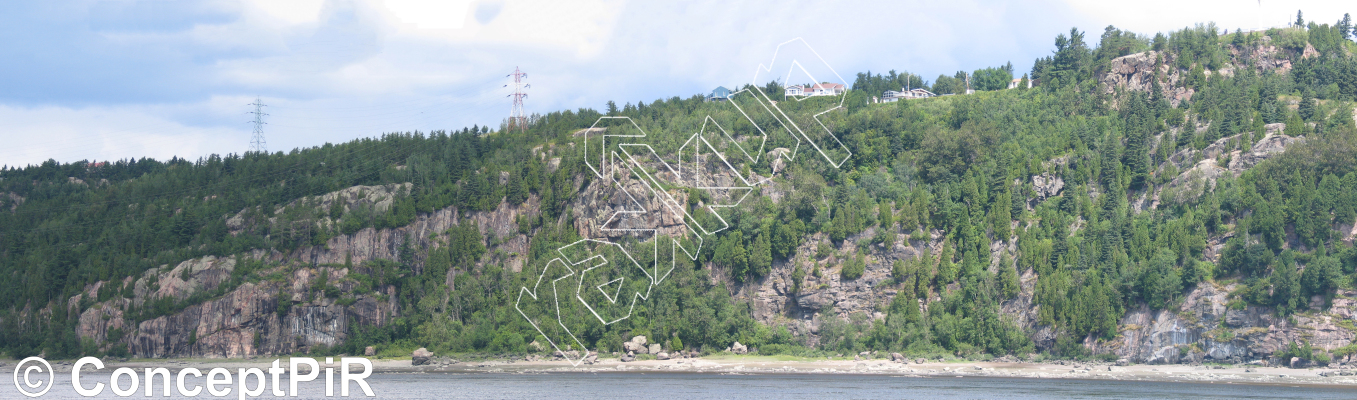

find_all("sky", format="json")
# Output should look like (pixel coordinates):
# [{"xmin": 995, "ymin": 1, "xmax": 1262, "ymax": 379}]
[{"xmin": 0, "ymin": 0, "xmax": 1351, "ymax": 167}]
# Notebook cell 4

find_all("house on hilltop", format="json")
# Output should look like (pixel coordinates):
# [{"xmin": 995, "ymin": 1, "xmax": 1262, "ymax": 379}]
[
  {"xmin": 881, "ymin": 88, "xmax": 936, "ymax": 102},
  {"xmin": 708, "ymin": 86, "xmax": 733, "ymax": 101},
  {"xmin": 786, "ymin": 82, "xmax": 845, "ymax": 98},
  {"xmin": 809, "ymin": 83, "xmax": 845, "ymax": 96}
]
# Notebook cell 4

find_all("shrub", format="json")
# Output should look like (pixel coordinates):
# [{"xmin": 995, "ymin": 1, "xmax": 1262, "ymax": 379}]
[
  {"xmin": 841, "ymin": 252, "xmax": 866, "ymax": 280},
  {"xmin": 1270, "ymin": 27, "xmax": 1308, "ymax": 52},
  {"xmin": 1275, "ymin": 341, "xmax": 1329, "ymax": 363},
  {"xmin": 107, "ymin": 343, "xmax": 130, "ymax": 358}
]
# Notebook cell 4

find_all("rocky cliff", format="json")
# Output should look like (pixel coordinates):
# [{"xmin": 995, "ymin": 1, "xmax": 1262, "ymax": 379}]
[
  {"xmin": 725, "ymin": 127, "xmax": 1349, "ymax": 365},
  {"xmin": 1100, "ymin": 38, "xmax": 1317, "ymax": 106},
  {"xmin": 1101, "ymin": 284, "xmax": 1357, "ymax": 365},
  {"xmin": 67, "ymin": 179, "xmax": 540, "ymax": 358},
  {"xmin": 72, "ymin": 256, "xmax": 398, "ymax": 358},
  {"xmin": 65, "ymin": 156, "xmax": 701, "ymax": 358},
  {"xmin": 54, "ymin": 113, "xmax": 1342, "ymax": 363}
]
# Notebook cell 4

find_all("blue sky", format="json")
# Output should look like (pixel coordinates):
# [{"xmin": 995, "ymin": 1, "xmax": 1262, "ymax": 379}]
[{"xmin": 0, "ymin": 0, "xmax": 1351, "ymax": 167}]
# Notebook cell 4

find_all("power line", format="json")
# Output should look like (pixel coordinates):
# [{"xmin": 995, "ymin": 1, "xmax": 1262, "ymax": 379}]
[
  {"xmin": 505, "ymin": 67, "xmax": 529, "ymax": 131},
  {"xmin": 2, "ymin": 98, "xmax": 499, "ymax": 220},
  {"xmin": 248, "ymin": 96, "xmax": 269, "ymax": 153}
]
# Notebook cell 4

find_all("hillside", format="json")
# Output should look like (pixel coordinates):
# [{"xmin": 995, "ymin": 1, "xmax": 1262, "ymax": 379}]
[{"xmin": 4, "ymin": 21, "xmax": 1357, "ymax": 367}]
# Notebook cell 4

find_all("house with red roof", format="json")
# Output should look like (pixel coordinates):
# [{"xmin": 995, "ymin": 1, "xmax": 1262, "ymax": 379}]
[{"xmin": 785, "ymin": 82, "xmax": 845, "ymax": 98}]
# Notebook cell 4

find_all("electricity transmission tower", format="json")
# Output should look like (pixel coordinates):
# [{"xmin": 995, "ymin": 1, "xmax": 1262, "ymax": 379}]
[
  {"xmin": 505, "ymin": 67, "xmax": 529, "ymax": 131},
  {"xmin": 248, "ymin": 96, "xmax": 269, "ymax": 153}
]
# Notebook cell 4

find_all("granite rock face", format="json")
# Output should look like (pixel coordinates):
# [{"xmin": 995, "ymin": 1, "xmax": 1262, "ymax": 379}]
[
  {"xmin": 1228, "ymin": 133, "xmax": 1302, "ymax": 174},
  {"xmin": 1099, "ymin": 285, "xmax": 1357, "ymax": 365},
  {"xmin": 725, "ymin": 123, "xmax": 1324, "ymax": 363},
  {"xmin": 1156, "ymin": 130, "xmax": 1300, "ymax": 208},
  {"xmin": 1100, "ymin": 38, "xmax": 1303, "ymax": 107},
  {"xmin": 65, "ymin": 180, "xmax": 542, "ymax": 358},
  {"xmin": 75, "ymin": 255, "xmax": 399, "ymax": 359}
]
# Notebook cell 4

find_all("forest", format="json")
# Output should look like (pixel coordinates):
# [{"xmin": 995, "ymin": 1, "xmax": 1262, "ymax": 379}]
[{"xmin": 3, "ymin": 15, "xmax": 1357, "ymax": 361}]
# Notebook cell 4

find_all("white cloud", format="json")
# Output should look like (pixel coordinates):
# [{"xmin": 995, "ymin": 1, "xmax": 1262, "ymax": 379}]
[
  {"xmin": 383, "ymin": 0, "xmax": 475, "ymax": 29},
  {"xmin": 248, "ymin": 0, "xmax": 326, "ymax": 25},
  {"xmin": 5, "ymin": 0, "xmax": 1350, "ymax": 168},
  {"xmin": 0, "ymin": 105, "xmax": 241, "ymax": 167}
]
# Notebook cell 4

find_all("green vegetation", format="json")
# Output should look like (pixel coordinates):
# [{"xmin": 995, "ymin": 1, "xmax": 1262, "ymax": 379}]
[
  {"xmin": 1275, "ymin": 340, "xmax": 1331, "ymax": 364},
  {"xmin": 5, "ymin": 15, "xmax": 1357, "ymax": 361}
]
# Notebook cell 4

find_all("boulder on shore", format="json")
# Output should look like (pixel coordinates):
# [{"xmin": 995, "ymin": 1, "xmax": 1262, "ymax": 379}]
[
  {"xmin": 411, "ymin": 348, "xmax": 434, "ymax": 366},
  {"xmin": 364, "ymin": 346, "xmax": 375, "ymax": 356},
  {"xmin": 891, "ymin": 353, "xmax": 905, "ymax": 362},
  {"xmin": 732, "ymin": 342, "xmax": 748, "ymax": 354},
  {"xmin": 624, "ymin": 336, "xmax": 649, "ymax": 354}
]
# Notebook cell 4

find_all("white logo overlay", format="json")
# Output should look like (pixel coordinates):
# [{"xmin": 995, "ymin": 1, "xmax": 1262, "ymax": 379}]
[
  {"xmin": 10, "ymin": 356, "xmax": 375, "ymax": 398},
  {"xmin": 13, "ymin": 357, "xmax": 53, "ymax": 397},
  {"xmin": 516, "ymin": 38, "xmax": 852, "ymax": 366}
]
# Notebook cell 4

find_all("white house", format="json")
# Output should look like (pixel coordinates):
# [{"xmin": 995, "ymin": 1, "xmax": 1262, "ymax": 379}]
[
  {"xmin": 809, "ymin": 83, "xmax": 845, "ymax": 96},
  {"xmin": 786, "ymin": 82, "xmax": 845, "ymax": 98},
  {"xmin": 881, "ymin": 88, "xmax": 936, "ymax": 102},
  {"xmin": 1007, "ymin": 78, "xmax": 1031, "ymax": 89}
]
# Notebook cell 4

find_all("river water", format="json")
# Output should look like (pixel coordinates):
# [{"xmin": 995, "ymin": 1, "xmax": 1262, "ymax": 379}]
[{"xmin": 21, "ymin": 371, "xmax": 1356, "ymax": 399}]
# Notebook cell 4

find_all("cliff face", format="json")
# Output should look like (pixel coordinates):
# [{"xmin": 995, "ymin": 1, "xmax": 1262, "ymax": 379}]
[
  {"xmin": 1099, "ymin": 38, "xmax": 1315, "ymax": 107},
  {"xmin": 1100, "ymin": 50, "xmax": 1195, "ymax": 106},
  {"xmin": 733, "ymin": 229, "xmax": 944, "ymax": 346},
  {"xmin": 72, "ymin": 255, "xmax": 399, "ymax": 358},
  {"xmin": 68, "ymin": 179, "xmax": 537, "ymax": 358},
  {"xmin": 726, "ymin": 128, "xmax": 1347, "ymax": 365},
  {"xmin": 55, "ymin": 112, "xmax": 1339, "ymax": 362},
  {"xmin": 1104, "ymin": 285, "xmax": 1357, "ymax": 365}
]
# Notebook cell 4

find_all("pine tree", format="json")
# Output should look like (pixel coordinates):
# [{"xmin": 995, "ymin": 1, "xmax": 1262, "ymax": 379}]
[
  {"xmin": 937, "ymin": 236, "xmax": 958, "ymax": 284},
  {"xmin": 889, "ymin": 289, "xmax": 922, "ymax": 325},
  {"xmin": 1339, "ymin": 13, "xmax": 1352, "ymax": 40},
  {"xmin": 841, "ymin": 252, "xmax": 866, "ymax": 280},
  {"xmin": 991, "ymin": 187, "xmax": 1012, "ymax": 241},
  {"xmin": 779, "ymin": 219, "xmax": 806, "ymax": 260},
  {"xmin": 998, "ymin": 254, "xmax": 1020, "ymax": 299},
  {"xmin": 878, "ymin": 201, "xmax": 894, "ymax": 229},
  {"xmin": 1299, "ymin": 91, "xmax": 1317, "ymax": 121},
  {"xmin": 1122, "ymin": 93, "xmax": 1152, "ymax": 189},
  {"xmin": 749, "ymin": 232, "xmax": 772, "ymax": 277},
  {"xmin": 506, "ymin": 171, "xmax": 528, "ymax": 205},
  {"xmin": 1272, "ymin": 257, "xmax": 1301, "ymax": 314}
]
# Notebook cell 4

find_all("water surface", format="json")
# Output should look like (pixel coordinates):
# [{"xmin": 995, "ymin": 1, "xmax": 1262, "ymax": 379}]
[{"xmin": 26, "ymin": 371, "xmax": 1355, "ymax": 399}]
